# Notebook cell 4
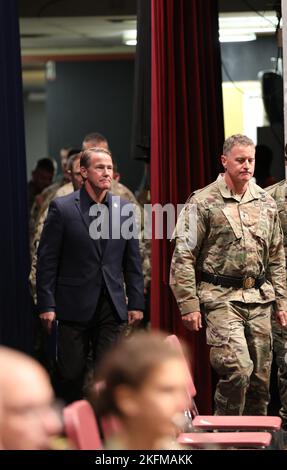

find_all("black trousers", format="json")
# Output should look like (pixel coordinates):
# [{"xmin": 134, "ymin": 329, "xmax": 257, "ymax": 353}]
[{"xmin": 54, "ymin": 289, "xmax": 127, "ymax": 404}]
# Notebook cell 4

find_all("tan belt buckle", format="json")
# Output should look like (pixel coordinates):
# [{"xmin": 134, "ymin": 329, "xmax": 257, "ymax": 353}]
[{"xmin": 244, "ymin": 276, "xmax": 255, "ymax": 289}]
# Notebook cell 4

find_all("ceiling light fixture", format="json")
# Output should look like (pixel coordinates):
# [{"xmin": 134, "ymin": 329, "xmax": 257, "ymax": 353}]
[
  {"xmin": 123, "ymin": 29, "xmax": 137, "ymax": 46},
  {"xmin": 219, "ymin": 33, "xmax": 257, "ymax": 43},
  {"xmin": 219, "ymin": 11, "xmax": 277, "ymax": 43}
]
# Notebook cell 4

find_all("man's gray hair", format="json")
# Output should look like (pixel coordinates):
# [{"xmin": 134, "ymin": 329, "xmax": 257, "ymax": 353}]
[
  {"xmin": 80, "ymin": 147, "xmax": 112, "ymax": 169},
  {"xmin": 223, "ymin": 134, "xmax": 254, "ymax": 155}
]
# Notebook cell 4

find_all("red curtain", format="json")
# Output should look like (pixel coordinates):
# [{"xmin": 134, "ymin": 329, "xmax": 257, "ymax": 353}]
[{"xmin": 150, "ymin": 0, "xmax": 224, "ymax": 414}]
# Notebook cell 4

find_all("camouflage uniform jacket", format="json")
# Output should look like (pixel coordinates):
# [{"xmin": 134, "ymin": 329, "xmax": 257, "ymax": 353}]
[
  {"xmin": 29, "ymin": 182, "xmax": 74, "ymax": 301},
  {"xmin": 111, "ymin": 180, "xmax": 151, "ymax": 287},
  {"xmin": 170, "ymin": 174, "xmax": 287, "ymax": 315},
  {"xmin": 266, "ymin": 179, "xmax": 287, "ymax": 259},
  {"xmin": 111, "ymin": 180, "xmax": 138, "ymax": 205}
]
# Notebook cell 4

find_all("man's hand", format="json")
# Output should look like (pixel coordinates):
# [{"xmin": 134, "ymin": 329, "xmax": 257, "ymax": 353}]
[
  {"xmin": 275, "ymin": 311, "xmax": 287, "ymax": 327},
  {"xmin": 39, "ymin": 311, "xmax": 56, "ymax": 334},
  {"xmin": 182, "ymin": 311, "xmax": 202, "ymax": 331},
  {"xmin": 128, "ymin": 310, "xmax": 143, "ymax": 325}
]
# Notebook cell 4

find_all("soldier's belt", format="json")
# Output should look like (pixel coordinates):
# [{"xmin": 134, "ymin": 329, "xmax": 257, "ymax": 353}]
[{"xmin": 201, "ymin": 271, "xmax": 266, "ymax": 289}]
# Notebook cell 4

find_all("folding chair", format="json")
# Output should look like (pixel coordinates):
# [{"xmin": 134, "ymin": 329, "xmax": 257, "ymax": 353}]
[
  {"xmin": 178, "ymin": 431, "xmax": 272, "ymax": 449},
  {"xmin": 64, "ymin": 400, "xmax": 103, "ymax": 450},
  {"xmin": 165, "ymin": 335, "xmax": 281, "ymax": 433},
  {"xmin": 95, "ymin": 371, "xmax": 272, "ymax": 449}
]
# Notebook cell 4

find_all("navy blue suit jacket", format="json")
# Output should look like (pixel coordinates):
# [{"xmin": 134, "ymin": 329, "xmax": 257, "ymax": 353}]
[{"xmin": 36, "ymin": 188, "xmax": 144, "ymax": 322}]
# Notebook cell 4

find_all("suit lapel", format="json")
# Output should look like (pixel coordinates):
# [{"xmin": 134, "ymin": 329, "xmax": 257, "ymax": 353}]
[
  {"xmin": 74, "ymin": 188, "xmax": 102, "ymax": 259},
  {"xmin": 74, "ymin": 188, "xmax": 90, "ymax": 230},
  {"xmin": 101, "ymin": 193, "xmax": 121, "ymax": 259}
]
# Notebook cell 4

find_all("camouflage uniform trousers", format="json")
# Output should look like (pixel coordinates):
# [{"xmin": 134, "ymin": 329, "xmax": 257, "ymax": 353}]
[
  {"xmin": 271, "ymin": 316, "xmax": 287, "ymax": 428},
  {"xmin": 204, "ymin": 301, "xmax": 273, "ymax": 415}
]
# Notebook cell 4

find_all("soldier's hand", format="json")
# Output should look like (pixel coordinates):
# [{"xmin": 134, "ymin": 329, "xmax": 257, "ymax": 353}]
[
  {"xmin": 39, "ymin": 311, "xmax": 56, "ymax": 334},
  {"xmin": 182, "ymin": 312, "xmax": 202, "ymax": 331},
  {"xmin": 275, "ymin": 310, "xmax": 287, "ymax": 327},
  {"xmin": 128, "ymin": 310, "xmax": 143, "ymax": 325}
]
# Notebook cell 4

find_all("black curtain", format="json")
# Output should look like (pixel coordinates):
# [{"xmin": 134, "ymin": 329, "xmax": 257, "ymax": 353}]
[
  {"xmin": 131, "ymin": 0, "xmax": 151, "ymax": 162},
  {"xmin": 0, "ymin": 0, "xmax": 32, "ymax": 351}
]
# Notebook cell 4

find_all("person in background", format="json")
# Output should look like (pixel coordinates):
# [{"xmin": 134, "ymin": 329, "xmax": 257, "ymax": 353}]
[
  {"xmin": 29, "ymin": 148, "xmax": 80, "ymax": 251},
  {"xmin": 266, "ymin": 158, "xmax": 287, "ymax": 429},
  {"xmin": 30, "ymin": 152, "xmax": 83, "ymax": 302},
  {"xmin": 90, "ymin": 331, "xmax": 189, "ymax": 450},
  {"xmin": 0, "ymin": 346, "xmax": 62, "ymax": 450},
  {"xmin": 30, "ymin": 152, "xmax": 84, "ymax": 376},
  {"xmin": 28, "ymin": 157, "xmax": 56, "ymax": 212}
]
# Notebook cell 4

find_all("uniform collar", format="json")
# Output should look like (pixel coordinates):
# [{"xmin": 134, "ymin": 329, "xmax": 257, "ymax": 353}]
[{"xmin": 217, "ymin": 174, "xmax": 260, "ymax": 203}]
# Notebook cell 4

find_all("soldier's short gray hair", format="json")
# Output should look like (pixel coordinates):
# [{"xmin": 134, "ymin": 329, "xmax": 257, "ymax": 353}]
[{"xmin": 223, "ymin": 134, "xmax": 255, "ymax": 155}]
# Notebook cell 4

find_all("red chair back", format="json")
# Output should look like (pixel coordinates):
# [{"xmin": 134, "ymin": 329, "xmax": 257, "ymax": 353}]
[
  {"xmin": 165, "ymin": 334, "xmax": 197, "ymax": 398},
  {"xmin": 64, "ymin": 400, "xmax": 103, "ymax": 450}
]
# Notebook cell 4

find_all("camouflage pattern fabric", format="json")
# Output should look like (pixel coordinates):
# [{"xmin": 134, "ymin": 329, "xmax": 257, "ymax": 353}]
[
  {"xmin": 271, "ymin": 317, "xmax": 287, "ymax": 426},
  {"xmin": 111, "ymin": 179, "xmax": 138, "ymax": 205},
  {"xmin": 139, "ymin": 234, "xmax": 151, "ymax": 290},
  {"xmin": 170, "ymin": 174, "xmax": 287, "ymax": 415},
  {"xmin": 204, "ymin": 301, "xmax": 272, "ymax": 415},
  {"xmin": 29, "ymin": 179, "xmax": 65, "ymax": 251},
  {"xmin": 29, "ymin": 182, "xmax": 74, "ymax": 300},
  {"xmin": 170, "ymin": 174, "xmax": 287, "ymax": 314},
  {"xmin": 267, "ymin": 179, "xmax": 287, "ymax": 427},
  {"xmin": 111, "ymin": 179, "xmax": 151, "ymax": 288},
  {"xmin": 266, "ymin": 180, "xmax": 287, "ymax": 259}
]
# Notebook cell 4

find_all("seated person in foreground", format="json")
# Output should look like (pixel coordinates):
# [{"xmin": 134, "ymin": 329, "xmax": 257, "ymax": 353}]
[{"xmin": 89, "ymin": 331, "xmax": 189, "ymax": 450}]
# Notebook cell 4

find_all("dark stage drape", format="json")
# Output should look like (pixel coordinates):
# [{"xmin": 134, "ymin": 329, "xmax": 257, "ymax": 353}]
[
  {"xmin": 150, "ymin": 0, "xmax": 224, "ymax": 413},
  {"xmin": 0, "ymin": 0, "xmax": 32, "ymax": 351},
  {"xmin": 131, "ymin": 0, "xmax": 151, "ymax": 162}
]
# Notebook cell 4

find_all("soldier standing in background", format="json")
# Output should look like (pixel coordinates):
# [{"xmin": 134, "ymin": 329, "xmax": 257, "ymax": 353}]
[
  {"xmin": 266, "ymin": 175, "xmax": 287, "ymax": 429},
  {"xmin": 170, "ymin": 134, "xmax": 287, "ymax": 415},
  {"xmin": 30, "ymin": 152, "xmax": 83, "ymax": 301}
]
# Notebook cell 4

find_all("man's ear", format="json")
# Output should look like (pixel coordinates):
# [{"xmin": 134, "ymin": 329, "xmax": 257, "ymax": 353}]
[
  {"xmin": 80, "ymin": 166, "xmax": 87, "ymax": 180},
  {"xmin": 221, "ymin": 154, "xmax": 227, "ymax": 170}
]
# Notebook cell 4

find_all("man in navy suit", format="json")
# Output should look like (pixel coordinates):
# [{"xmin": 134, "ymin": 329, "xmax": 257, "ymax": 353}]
[{"xmin": 36, "ymin": 147, "xmax": 144, "ymax": 403}]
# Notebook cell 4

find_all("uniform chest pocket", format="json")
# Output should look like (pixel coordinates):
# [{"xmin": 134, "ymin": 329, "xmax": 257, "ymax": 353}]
[
  {"xmin": 209, "ymin": 225, "xmax": 240, "ymax": 248},
  {"xmin": 252, "ymin": 213, "xmax": 273, "ymax": 246},
  {"xmin": 209, "ymin": 208, "xmax": 242, "ymax": 245}
]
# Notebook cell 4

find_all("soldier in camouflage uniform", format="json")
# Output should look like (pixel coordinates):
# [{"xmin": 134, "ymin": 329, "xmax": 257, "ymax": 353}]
[
  {"xmin": 30, "ymin": 153, "xmax": 82, "ymax": 300},
  {"xmin": 266, "ymin": 179, "xmax": 287, "ymax": 428},
  {"xmin": 28, "ymin": 147, "xmax": 80, "ymax": 251},
  {"xmin": 170, "ymin": 134, "xmax": 287, "ymax": 415}
]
